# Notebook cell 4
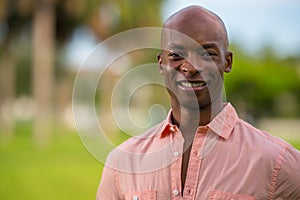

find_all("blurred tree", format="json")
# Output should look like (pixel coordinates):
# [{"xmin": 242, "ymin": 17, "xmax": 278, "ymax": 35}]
[
  {"xmin": 0, "ymin": 0, "xmax": 165, "ymax": 143},
  {"xmin": 89, "ymin": 0, "xmax": 163, "ymax": 40},
  {"xmin": 0, "ymin": 0, "xmax": 33, "ymax": 138},
  {"xmin": 32, "ymin": 0, "xmax": 55, "ymax": 145},
  {"xmin": 225, "ymin": 44, "xmax": 300, "ymax": 122},
  {"xmin": 0, "ymin": 0, "xmax": 93, "ymax": 144},
  {"xmin": 87, "ymin": 0, "xmax": 164, "ymax": 139}
]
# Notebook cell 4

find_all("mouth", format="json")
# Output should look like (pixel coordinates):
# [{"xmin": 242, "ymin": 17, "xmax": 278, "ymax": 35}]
[{"xmin": 177, "ymin": 80, "xmax": 208, "ymax": 91}]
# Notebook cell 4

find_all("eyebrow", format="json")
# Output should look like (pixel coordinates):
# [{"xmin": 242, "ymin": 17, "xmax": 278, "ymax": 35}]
[{"xmin": 201, "ymin": 43, "xmax": 219, "ymax": 50}]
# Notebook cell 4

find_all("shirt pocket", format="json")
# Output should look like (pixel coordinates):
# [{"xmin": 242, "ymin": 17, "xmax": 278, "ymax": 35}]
[
  {"xmin": 209, "ymin": 190, "xmax": 257, "ymax": 200},
  {"xmin": 124, "ymin": 190, "xmax": 156, "ymax": 200}
]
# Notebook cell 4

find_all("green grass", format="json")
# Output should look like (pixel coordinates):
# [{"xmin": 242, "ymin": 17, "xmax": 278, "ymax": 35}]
[
  {"xmin": 0, "ymin": 123, "xmax": 102, "ymax": 200},
  {"xmin": 0, "ymin": 122, "xmax": 299, "ymax": 200},
  {"xmin": 288, "ymin": 140, "xmax": 300, "ymax": 150}
]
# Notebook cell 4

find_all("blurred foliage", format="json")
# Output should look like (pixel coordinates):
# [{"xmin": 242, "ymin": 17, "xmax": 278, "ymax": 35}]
[
  {"xmin": 89, "ymin": 0, "xmax": 163, "ymax": 39},
  {"xmin": 225, "ymin": 43, "xmax": 300, "ymax": 120},
  {"xmin": 15, "ymin": 42, "xmax": 32, "ymax": 96},
  {"xmin": 0, "ymin": 0, "xmax": 165, "ymax": 94}
]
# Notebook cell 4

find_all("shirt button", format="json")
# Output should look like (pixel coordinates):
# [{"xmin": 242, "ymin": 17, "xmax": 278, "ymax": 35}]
[
  {"xmin": 133, "ymin": 195, "xmax": 138, "ymax": 200},
  {"xmin": 173, "ymin": 151, "xmax": 180, "ymax": 157},
  {"xmin": 173, "ymin": 189, "xmax": 179, "ymax": 196}
]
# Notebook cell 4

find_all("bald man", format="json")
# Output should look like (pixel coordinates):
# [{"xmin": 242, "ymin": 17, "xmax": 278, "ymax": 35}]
[{"xmin": 97, "ymin": 6, "xmax": 300, "ymax": 199}]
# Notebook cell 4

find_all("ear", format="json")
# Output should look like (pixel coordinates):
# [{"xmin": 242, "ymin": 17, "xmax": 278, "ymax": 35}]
[
  {"xmin": 224, "ymin": 51, "xmax": 233, "ymax": 73},
  {"xmin": 157, "ymin": 53, "xmax": 164, "ymax": 75}
]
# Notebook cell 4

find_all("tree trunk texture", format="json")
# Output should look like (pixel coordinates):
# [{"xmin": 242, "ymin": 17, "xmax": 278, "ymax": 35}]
[
  {"xmin": 0, "ymin": 48, "xmax": 15, "ymax": 141},
  {"xmin": 32, "ymin": 1, "xmax": 55, "ymax": 146}
]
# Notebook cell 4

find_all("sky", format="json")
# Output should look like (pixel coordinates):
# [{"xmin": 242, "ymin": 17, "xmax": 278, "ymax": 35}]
[{"xmin": 161, "ymin": 0, "xmax": 300, "ymax": 56}]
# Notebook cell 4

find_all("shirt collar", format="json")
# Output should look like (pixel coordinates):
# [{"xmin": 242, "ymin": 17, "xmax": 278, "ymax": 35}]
[
  {"xmin": 207, "ymin": 103, "xmax": 239, "ymax": 140},
  {"xmin": 159, "ymin": 103, "xmax": 239, "ymax": 140},
  {"xmin": 159, "ymin": 110, "xmax": 176, "ymax": 138}
]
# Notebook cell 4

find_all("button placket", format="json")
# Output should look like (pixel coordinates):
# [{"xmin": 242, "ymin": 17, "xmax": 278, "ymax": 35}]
[
  {"xmin": 183, "ymin": 129, "xmax": 207, "ymax": 199},
  {"xmin": 170, "ymin": 133, "xmax": 183, "ymax": 200}
]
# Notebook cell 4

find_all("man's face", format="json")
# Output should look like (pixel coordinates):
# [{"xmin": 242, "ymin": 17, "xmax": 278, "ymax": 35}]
[{"xmin": 158, "ymin": 13, "xmax": 232, "ymax": 110}]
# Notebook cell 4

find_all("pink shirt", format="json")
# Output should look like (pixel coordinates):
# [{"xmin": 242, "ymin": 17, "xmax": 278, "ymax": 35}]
[{"xmin": 97, "ymin": 103, "xmax": 300, "ymax": 199}]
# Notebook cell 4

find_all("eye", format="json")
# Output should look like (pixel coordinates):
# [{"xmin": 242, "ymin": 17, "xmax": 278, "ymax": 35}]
[
  {"xmin": 200, "ymin": 51, "xmax": 217, "ymax": 58},
  {"xmin": 168, "ymin": 52, "xmax": 184, "ymax": 61}
]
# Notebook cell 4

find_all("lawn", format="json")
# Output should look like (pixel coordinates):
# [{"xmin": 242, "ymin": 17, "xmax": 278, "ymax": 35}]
[
  {"xmin": 0, "ymin": 123, "xmax": 102, "ymax": 200},
  {"xmin": 0, "ymin": 122, "xmax": 299, "ymax": 200}
]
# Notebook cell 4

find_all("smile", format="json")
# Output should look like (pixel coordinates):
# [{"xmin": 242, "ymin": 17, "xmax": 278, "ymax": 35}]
[{"xmin": 178, "ymin": 81, "xmax": 207, "ymax": 88}]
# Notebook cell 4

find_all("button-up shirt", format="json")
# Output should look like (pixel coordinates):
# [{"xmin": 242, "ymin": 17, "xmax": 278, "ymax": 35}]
[{"xmin": 96, "ymin": 103, "xmax": 300, "ymax": 199}]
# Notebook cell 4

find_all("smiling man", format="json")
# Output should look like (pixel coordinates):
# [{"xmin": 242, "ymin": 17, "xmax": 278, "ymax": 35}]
[{"xmin": 96, "ymin": 5, "xmax": 300, "ymax": 199}]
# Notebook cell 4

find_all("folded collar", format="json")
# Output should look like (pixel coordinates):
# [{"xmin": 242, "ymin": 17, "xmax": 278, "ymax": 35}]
[
  {"xmin": 208, "ymin": 103, "xmax": 238, "ymax": 140},
  {"xmin": 159, "ymin": 103, "xmax": 239, "ymax": 140}
]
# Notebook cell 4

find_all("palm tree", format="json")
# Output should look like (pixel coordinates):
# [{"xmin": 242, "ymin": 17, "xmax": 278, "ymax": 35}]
[
  {"xmin": 32, "ymin": 0, "xmax": 55, "ymax": 145},
  {"xmin": 0, "ymin": 0, "xmax": 165, "ymax": 145}
]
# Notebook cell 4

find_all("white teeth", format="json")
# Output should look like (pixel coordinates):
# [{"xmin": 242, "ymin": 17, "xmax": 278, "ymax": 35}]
[{"xmin": 180, "ymin": 81, "xmax": 206, "ymax": 88}]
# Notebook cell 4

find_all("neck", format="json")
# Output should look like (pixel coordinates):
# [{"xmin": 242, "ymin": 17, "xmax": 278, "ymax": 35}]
[
  {"xmin": 171, "ymin": 99, "xmax": 223, "ymax": 131},
  {"xmin": 170, "ymin": 97, "xmax": 224, "ymax": 152}
]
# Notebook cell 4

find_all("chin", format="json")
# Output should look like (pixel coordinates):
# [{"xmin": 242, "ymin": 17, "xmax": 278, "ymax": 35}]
[{"xmin": 179, "ymin": 97, "xmax": 212, "ymax": 111}]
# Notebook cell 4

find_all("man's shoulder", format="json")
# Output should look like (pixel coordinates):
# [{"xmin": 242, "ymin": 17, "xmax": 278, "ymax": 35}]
[
  {"xmin": 117, "ymin": 121, "xmax": 166, "ymax": 150},
  {"xmin": 235, "ymin": 118, "xmax": 294, "ymax": 153},
  {"xmin": 104, "ymin": 121, "xmax": 171, "ymax": 172}
]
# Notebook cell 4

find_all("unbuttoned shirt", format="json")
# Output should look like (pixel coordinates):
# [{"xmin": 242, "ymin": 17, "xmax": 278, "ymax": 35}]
[{"xmin": 96, "ymin": 103, "xmax": 300, "ymax": 200}]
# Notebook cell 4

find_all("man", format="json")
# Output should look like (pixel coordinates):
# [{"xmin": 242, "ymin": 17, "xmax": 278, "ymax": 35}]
[{"xmin": 97, "ymin": 5, "xmax": 300, "ymax": 199}]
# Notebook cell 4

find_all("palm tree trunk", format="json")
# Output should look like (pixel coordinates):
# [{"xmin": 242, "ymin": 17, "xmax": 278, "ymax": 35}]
[
  {"xmin": 0, "ymin": 48, "xmax": 15, "ymax": 141},
  {"xmin": 32, "ymin": 1, "xmax": 55, "ymax": 146}
]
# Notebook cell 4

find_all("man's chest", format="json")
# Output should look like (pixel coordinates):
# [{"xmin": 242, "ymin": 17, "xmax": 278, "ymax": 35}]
[{"xmin": 119, "ymin": 145, "xmax": 271, "ymax": 200}]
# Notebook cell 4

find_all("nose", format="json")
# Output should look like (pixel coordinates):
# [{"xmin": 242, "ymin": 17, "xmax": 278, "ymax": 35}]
[{"xmin": 180, "ymin": 60, "xmax": 199, "ymax": 76}]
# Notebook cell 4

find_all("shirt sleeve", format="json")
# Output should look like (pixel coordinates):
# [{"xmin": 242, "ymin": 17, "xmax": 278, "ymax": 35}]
[
  {"xmin": 96, "ymin": 165, "xmax": 121, "ymax": 200},
  {"xmin": 274, "ymin": 145, "xmax": 300, "ymax": 199}
]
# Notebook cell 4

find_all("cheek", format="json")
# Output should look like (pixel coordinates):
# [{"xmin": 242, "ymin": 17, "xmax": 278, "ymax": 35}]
[
  {"xmin": 162, "ymin": 70, "xmax": 178, "ymax": 92},
  {"xmin": 168, "ymin": 61, "xmax": 182, "ymax": 69},
  {"xmin": 163, "ymin": 73, "xmax": 175, "ymax": 87},
  {"xmin": 162, "ymin": 64, "xmax": 178, "ymax": 78},
  {"xmin": 209, "ymin": 60, "xmax": 226, "ymax": 77},
  {"xmin": 162, "ymin": 57, "xmax": 183, "ymax": 69}
]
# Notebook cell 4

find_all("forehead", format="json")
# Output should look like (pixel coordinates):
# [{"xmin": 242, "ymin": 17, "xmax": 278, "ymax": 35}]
[{"xmin": 162, "ymin": 9, "xmax": 226, "ymax": 49}]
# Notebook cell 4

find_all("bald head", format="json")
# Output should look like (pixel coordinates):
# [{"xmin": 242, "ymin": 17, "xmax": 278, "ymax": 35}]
[{"xmin": 163, "ymin": 5, "xmax": 229, "ymax": 49}]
